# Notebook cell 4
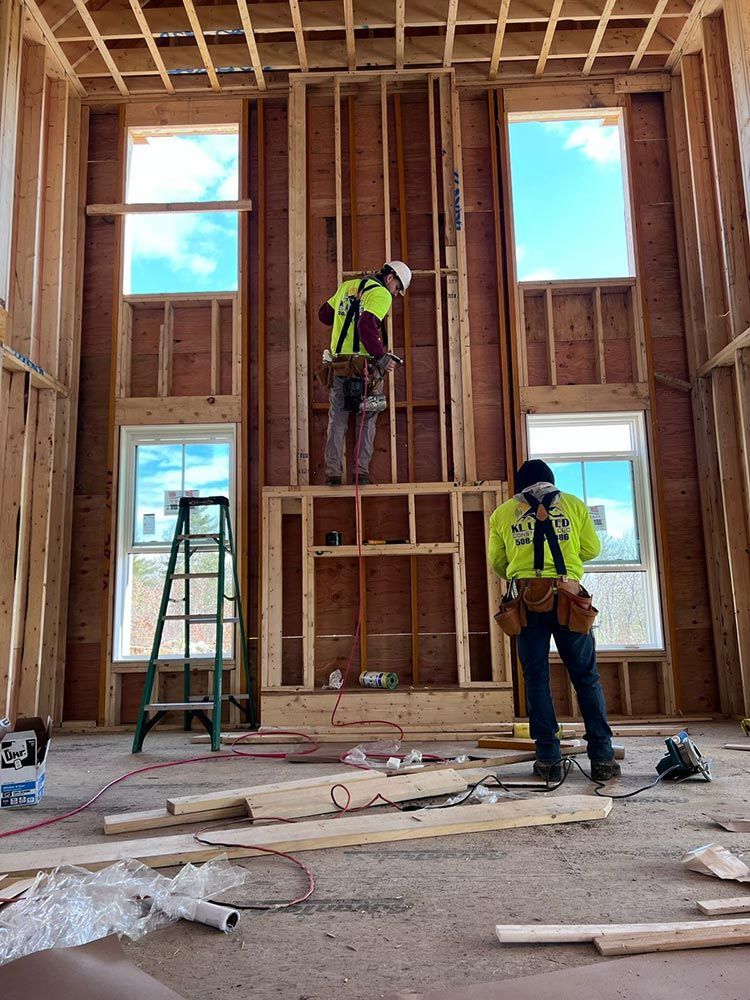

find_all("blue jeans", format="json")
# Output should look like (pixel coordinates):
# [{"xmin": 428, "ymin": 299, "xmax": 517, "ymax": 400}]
[{"xmin": 517, "ymin": 603, "xmax": 613, "ymax": 763}]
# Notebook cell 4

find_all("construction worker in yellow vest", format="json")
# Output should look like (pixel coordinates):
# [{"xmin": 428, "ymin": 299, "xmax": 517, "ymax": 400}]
[
  {"xmin": 318, "ymin": 261, "xmax": 412, "ymax": 486},
  {"xmin": 488, "ymin": 459, "xmax": 621, "ymax": 785}
]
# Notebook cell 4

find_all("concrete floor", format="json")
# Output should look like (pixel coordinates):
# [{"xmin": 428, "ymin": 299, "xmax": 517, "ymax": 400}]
[{"xmin": 2, "ymin": 722, "xmax": 750, "ymax": 998}]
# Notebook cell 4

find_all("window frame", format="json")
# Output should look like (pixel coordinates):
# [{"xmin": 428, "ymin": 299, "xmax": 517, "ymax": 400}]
[
  {"xmin": 507, "ymin": 107, "xmax": 636, "ymax": 281},
  {"xmin": 114, "ymin": 423, "xmax": 237, "ymax": 662},
  {"xmin": 121, "ymin": 123, "xmax": 242, "ymax": 297},
  {"xmin": 526, "ymin": 410, "xmax": 664, "ymax": 651}
]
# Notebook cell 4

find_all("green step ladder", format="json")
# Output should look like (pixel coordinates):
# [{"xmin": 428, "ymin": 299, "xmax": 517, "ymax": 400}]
[{"xmin": 132, "ymin": 495, "xmax": 257, "ymax": 753}]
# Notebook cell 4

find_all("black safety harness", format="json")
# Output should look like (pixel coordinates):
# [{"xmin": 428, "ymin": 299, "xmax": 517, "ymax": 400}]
[
  {"xmin": 334, "ymin": 276, "xmax": 389, "ymax": 357},
  {"xmin": 521, "ymin": 488, "xmax": 568, "ymax": 578}
]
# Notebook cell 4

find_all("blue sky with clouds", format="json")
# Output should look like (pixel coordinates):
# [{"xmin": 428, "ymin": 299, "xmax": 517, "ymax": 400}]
[
  {"xmin": 509, "ymin": 119, "xmax": 633, "ymax": 281},
  {"xmin": 124, "ymin": 131, "xmax": 239, "ymax": 295}
]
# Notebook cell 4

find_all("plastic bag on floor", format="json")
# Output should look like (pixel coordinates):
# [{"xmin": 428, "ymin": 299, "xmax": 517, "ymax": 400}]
[
  {"xmin": 0, "ymin": 856, "xmax": 245, "ymax": 966},
  {"xmin": 342, "ymin": 742, "xmax": 402, "ymax": 768}
]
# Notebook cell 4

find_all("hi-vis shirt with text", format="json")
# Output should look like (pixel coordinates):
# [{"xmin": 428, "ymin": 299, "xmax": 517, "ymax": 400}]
[{"xmin": 487, "ymin": 492, "xmax": 601, "ymax": 581}]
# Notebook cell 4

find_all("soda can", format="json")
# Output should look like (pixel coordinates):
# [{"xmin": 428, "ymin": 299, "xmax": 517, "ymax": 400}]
[{"xmin": 358, "ymin": 671, "xmax": 399, "ymax": 690}]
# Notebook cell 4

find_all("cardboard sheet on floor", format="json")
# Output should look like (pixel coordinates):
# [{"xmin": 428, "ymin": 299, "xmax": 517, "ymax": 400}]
[
  {"xmin": 3, "ymin": 936, "xmax": 186, "ymax": 1000},
  {"xmin": 384, "ymin": 948, "xmax": 750, "ymax": 1000},
  {"xmin": 713, "ymin": 815, "xmax": 750, "ymax": 833}
]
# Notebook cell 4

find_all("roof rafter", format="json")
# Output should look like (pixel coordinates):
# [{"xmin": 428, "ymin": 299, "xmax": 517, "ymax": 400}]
[
  {"xmin": 630, "ymin": 0, "xmax": 670, "ymax": 70},
  {"xmin": 665, "ymin": 0, "xmax": 712, "ymax": 69},
  {"xmin": 535, "ymin": 0, "xmax": 564, "ymax": 77},
  {"xmin": 443, "ymin": 0, "xmax": 459, "ymax": 67},
  {"xmin": 181, "ymin": 0, "xmax": 221, "ymax": 90},
  {"xmin": 288, "ymin": 0, "xmax": 308, "ymax": 71},
  {"xmin": 343, "ymin": 0, "xmax": 356, "ymax": 69},
  {"xmin": 395, "ymin": 0, "xmax": 405, "ymax": 71},
  {"xmin": 127, "ymin": 0, "xmax": 174, "ymax": 93},
  {"xmin": 582, "ymin": 0, "xmax": 617, "ymax": 76},
  {"xmin": 489, "ymin": 0, "xmax": 511, "ymax": 79},
  {"xmin": 236, "ymin": 0, "xmax": 267, "ymax": 90},
  {"xmin": 71, "ymin": 0, "xmax": 129, "ymax": 94}
]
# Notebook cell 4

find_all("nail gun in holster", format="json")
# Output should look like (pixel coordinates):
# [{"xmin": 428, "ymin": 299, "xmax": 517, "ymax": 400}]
[{"xmin": 656, "ymin": 731, "xmax": 712, "ymax": 781}]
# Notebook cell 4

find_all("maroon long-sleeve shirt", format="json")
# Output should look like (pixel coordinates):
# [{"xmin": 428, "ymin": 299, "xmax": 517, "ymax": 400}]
[{"xmin": 318, "ymin": 302, "xmax": 386, "ymax": 359}]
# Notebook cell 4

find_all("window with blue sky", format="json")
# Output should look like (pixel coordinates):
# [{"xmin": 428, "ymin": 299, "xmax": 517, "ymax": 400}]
[
  {"xmin": 509, "ymin": 114, "xmax": 633, "ymax": 282},
  {"xmin": 123, "ymin": 127, "xmax": 239, "ymax": 295}
]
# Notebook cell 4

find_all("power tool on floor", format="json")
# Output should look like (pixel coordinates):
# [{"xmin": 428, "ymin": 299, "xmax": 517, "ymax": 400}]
[{"xmin": 655, "ymin": 730, "xmax": 712, "ymax": 781}]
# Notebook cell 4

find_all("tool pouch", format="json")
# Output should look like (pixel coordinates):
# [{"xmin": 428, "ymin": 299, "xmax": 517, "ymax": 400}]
[
  {"xmin": 522, "ymin": 578, "xmax": 556, "ymax": 615},
  {"xmin": 494, "ymin": 583, "xmax": 526, "ymax": 637},
  {"xmin": 317, "ymin": 356, "xmax": 370, "ymax": 390},
  {"xmin": 558, "ymin": 585, "xmax": 598, "ymax": 635}
]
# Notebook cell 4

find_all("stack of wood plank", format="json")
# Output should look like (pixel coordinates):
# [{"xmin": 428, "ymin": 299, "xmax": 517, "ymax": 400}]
[{"xmin": 0, "ymin": 764, "xmax": 613, "ymax": 881}]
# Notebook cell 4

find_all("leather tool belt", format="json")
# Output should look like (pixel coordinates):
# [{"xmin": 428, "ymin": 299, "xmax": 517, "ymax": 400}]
[{"xmin": 494, "ymin": 577, "xmax": 598, "ymax": 637}]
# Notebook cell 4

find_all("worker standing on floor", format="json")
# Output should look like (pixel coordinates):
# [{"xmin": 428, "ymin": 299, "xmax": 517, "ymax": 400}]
[
  {"xmin": 488, "ymin": 459, "xmax": 621, "ymax": 783},
  {"xmin": 318, "ymin": 261, "xmax": 411, "ymax": 486}
]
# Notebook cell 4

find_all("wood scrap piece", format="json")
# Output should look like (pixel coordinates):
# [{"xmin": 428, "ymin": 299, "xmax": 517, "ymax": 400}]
[
  {"xmin": 0, "ymin": 876, "xmax": 36, "ymax": 904},
  {"xmin": 594, "ymin": 923, "xmax": 750, "ymax": 955},
  {"xmin": 0, "ymin": 795, "xmax": 613, "ymax": 878},
  {"xmin": 682, "ymin": 844, "xmax": 750, "ymax": 881},
  {"xmin": 495, "ymin": 917, "xmax": 750, "ymax": 943},
  {"xmin": 166, "ymin": 768, "xmax": 380, "ymax": 816},
  {"xmin": 713, "ymin": 816, "xmax": 750, "ymax": 833},
  {"xmin": 724, "ymin": 744, "xmax": 750, "ymax": 751},
  {"xmin": 697, "ymin": 897, "xmax": 750, "ymax": 915},
  {"xmin": 104, "ymin": 803, "xmax": 246, "ymax": 836},
  {"xmin": 477, "ymin": 737, "xmax": 580, "ymax": 751}
]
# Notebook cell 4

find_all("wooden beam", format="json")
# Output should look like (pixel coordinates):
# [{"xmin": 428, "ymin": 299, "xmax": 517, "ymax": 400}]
[
  {"xmin": 181, "ymin": 0, "xmax": 221, "ymax": 90},
  {"xmin": 665, "ymin": 0, "xmax": 713, "ymax": 70},
  {"xmin": 614, "ymin": 72, "xmax": 672, "ymax": 92},
  {"xmin": 127, "ymin": 0, "xmax": 174, "ymax": 93},
  {"xmin": 0, "ymin": 796, "xmax": 612, "ymax": 877},
  {"xmin": 583, "ymin": 0, "xmax": 617, "ymax": 76},
  {"xmin": 288, "ymin": 79, "xmax": 308, "ymax": 484},
  {"xmin": 630, "ymin": 0, "xmax": 669, "ymax": 71},
  {"xmin": 722, "ymin": 0, "xmax": 750, "ymax": 234},
  {"xmin": 535, "ymin": 0, "xmax": 564, "ymax": 77},
  {"xmin": 521, "ymin": 382, "xmax": 650, "ymax": 412},
  {"xmin": 0, "ymin": 0, "xmax": 23, "ymax": 307},
  {"xmin": 697, "ymin": 326, "xmax": 750, "ymax": 377},
  {"xmin": 381, "ymin": 76, "xmax": 398, "ymax": 484},
  {"xmin": 701, "ymin": 14, "xmax": 750, "ymax": 340},
  {"xmin": 496, "ymin": 918, "xmax": 750, "ymax": 944},
  {"xmin": 236, "ymin": 0, "xmax": 267, "ymax": 91},
  {"xmin": 0, "ymin": 343, "xmax": 67, "ymax": 394},
  {"xmin": 488, "ymin": 0, "xmax": 512, "ymax": 79},
  {"xmin": 71, "ymin": 0, "xmax": 129, "ymax": 96},
  {"xmin": 426, "ymin": 76, "xmax": 448, "ymax": 480},
  {"xmin": 289, "ymin": 0, "xmax": 309, "ymax": 71},
  {"xmin": 595, "ymin": 923, "xmax": 750, "ymax": 956},
  {"xmin": 343, "ymin": 0, "xmax": 355, "ymax": 70},
  {"xmin": 698, "ymin": 897, "xmax": 750, "ymax": 916},
  {"xmin": 444, "ymin": 0, "xmax": 459, "ymax": 67},
  {"xmin": 395, "ymin": 0, "xmax": 405, "ymax": 70},
  {"xmin": 23, "ymin": 0, "xmax": 86, "ymax": 97},
  {"xmin": 87, "ymin": 199, "xmax": 253, "ymax": 217}
]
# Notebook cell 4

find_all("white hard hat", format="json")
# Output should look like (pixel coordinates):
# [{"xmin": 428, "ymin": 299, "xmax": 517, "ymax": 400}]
[{"xmin": 384, "ymin": 260, "xmax": 412, "ymax": 295}]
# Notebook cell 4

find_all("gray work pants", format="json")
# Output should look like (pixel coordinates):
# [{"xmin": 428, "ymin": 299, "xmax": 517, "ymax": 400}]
[{"xmin": 325, "ymin": 375, "xmax": 378, "ymax": 478}]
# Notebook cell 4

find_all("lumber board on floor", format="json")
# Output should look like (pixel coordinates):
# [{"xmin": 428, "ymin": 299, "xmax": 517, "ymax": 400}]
[
  {"xmin": 496, "ymin": 919, "xmax": 750, "ymax": 943},
  {"xmin": 477, "ymin": 738, "xmax": 581, "ymax": 751},
  {"xmin": 166, "ymin": 768, "xmax": 381, "ymax": 815},
  {"xmin": 192, "ymin": 730, "xmax": 516, "ymax": 745},
  {"xmin": 725, "ymin": 744, "xmax": 750, "ymax": 751},
  {"xmin": 697, "ymin": 897, "xmax": 750, "ymax": 915},
  {"xmin": 0, "ymin": 796, "xmax": 612, "ymax": 877},
  {"xmin": 594, "ymin": 923, "xmax": 750, "ymax": 955},
  {"xmin": 107, "ymin": 770, "xmax": 472, "ymax": 835}
]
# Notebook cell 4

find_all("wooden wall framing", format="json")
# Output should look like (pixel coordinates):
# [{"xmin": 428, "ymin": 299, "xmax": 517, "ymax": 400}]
[{"xmin": 0, "ymin": 4, "xmax": 88, "ymax": 721}]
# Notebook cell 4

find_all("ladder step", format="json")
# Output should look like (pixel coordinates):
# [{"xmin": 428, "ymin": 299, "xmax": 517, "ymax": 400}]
[
  {"xmin": 162, "ymin": 614, "xmax": 240, "ymax": 622},
  {"xmin": 146, "ymin": 694, "xmax": 250, "ymax": 711},
  {"xmin": 170, "ymin": 573, "xmax": 220, "ymax": 580},
  {"xmin": 152, "ymin": 657, "xmax": 236, "ymax": 666},
  {"xmin": 176, "ymin": 533, "xmax": 221, "ymax": 540}
]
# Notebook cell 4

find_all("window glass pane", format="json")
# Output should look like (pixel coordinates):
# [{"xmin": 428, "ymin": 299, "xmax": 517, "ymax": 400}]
[
  {"xmin": 134, "ymin": 443, "xmax": 184, "ymax": 544},
  {"xmin": 582, "ymin": 571, "xmax": 650, "ymax": 647},
  {"xmin": 509, "ymin": 117, "xmax": 632, "ymax": 281},
  {"xmin": 123, "ymin": 211, "xmax": 238, "ymax": 295},
  {"xmin": 528, "ymin": 420, "xmax": 633, "ymax": 456},
  {"xmin": 126, "ymin": 130, "xmax": 239, "ymax": 204},
  {"xmin": 548, "ymin": 461, "xmax": 583, "ymax": 497},
  {"xmin": 584, "ymin": 460, "xmax": 640, "ymax": 563}
]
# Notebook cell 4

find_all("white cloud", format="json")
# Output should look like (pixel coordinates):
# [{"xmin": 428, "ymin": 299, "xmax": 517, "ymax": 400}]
[
  {"xmin": 563, "ymin": 123, "xmax": 621, "ymax": 165},
  {"xmin": 516, "ymin": 244, "xmax": 527, "ymax": 264},
  {"xmin": 127, "ymin": 133, "xmax": 238, "ymax": 203},
  {"xmin": 520, "ymin": 266, "xmax": 557, "ymax": 281},
  {"xmin": 125, "ymin": 213, "xmax": 226, "ymax": 282}
]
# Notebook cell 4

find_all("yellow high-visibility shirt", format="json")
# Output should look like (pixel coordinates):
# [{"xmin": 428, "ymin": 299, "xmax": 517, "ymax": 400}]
[
  {"xmin": 488, "ymin": 491, "xmax": 601, "ymax": 581},
  {"xmin": 328, "ymin": 278, "xmax": 392, "ymax": 357}
]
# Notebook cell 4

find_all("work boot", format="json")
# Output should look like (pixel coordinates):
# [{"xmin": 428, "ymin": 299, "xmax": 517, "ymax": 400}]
[
  {"xmin": 591, "ymin": 759, "xmax": 621, "ymax": 782},
  {"xmin": 356, "ymin": 472, "xmax": 372, "ymax": 485},
  {"xmin": 325, "ymin": 476, "xmax": 342, "ymax": 486},
  {"xmin": 533, "ymin": 759, "xmax": 563, "ymax": 783}
]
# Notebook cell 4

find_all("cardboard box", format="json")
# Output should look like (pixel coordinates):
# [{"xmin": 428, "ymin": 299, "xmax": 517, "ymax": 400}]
[{"xmin": 0, "ymin": 716, "xmax": 52, "ymax": 808}]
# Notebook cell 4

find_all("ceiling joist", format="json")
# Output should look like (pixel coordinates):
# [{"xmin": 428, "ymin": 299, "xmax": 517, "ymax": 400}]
[
  {"xmin": 236, "ymin": 0, "xmax": 266, "ymax": 91},
  {"xmin": 535, "ymin": 0, "xmax": 564, "ymax": 78},
  {"xmin": 127, "ymin": 0, "xmax": 174, "ymax": 93},
  {"xmin": 630, "ymin": 0, "xmax": 671, "ymax": 70},
  {"xmin": 180, "ymin": 0, "xmax": 221, "ymax": 90},
  {"xmin": 289, "ymin": 0, "xmax": 309, "ymax": 71}
]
